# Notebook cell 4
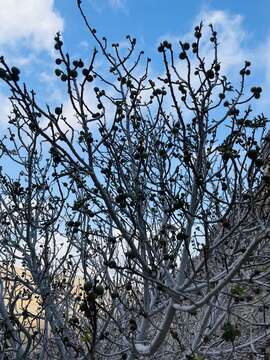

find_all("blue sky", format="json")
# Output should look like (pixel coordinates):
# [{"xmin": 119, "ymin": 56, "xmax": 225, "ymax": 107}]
[
  {"xmin": 56, "ymin": 0, "xmax": 270, "ymax": 52},
  {"xmin": 0, "ymin": 0, "xmax": 270, "ymax": 125}
]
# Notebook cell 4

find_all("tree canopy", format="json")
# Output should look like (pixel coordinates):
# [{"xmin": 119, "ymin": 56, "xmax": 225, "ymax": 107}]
[{"xmin": 0, "ymin": 2, "xmax": 269, "ymax": 359}]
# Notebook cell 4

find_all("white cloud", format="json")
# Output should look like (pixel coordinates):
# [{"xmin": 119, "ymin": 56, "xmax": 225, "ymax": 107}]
[
  {"xmin": 195, "ymin": 10, "xmax": 270, "ymax": 114},
  {"xmin": 193, "ymin": 10, "xmax": 247, "ymax": 72},
  {"xmin": 159, "ymin": 9, "xmax": 248, "ymax": 76},
  {"xmin": 261, "ymin": 38, "xmax": 270, "ymax": 84},
  {"xmin": 156, "ymin": 9, "xmax": 255, "ymax": 118},
  {"xmin": 252, "ymin": 36, "xmax": 270, "ymax": 112},
  {"xmin": 0, "ymin": 93, "xmax": 11, "ymax": 124},
  {"xmin": 0, "ymin": 0, "xmax": 64, "ymax": 52}
]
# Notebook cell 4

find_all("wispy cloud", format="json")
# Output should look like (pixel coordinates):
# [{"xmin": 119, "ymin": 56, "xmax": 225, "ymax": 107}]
[
  {"xmin": 108, "ymin": 0, "xmax": 126, "ymax": 8},
  {"xmin": 89, "ymin": 0, "xmax": 127, "ymax": 12}
]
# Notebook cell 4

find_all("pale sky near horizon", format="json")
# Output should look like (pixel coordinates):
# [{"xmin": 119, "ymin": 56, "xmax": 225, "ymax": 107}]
[{"xmin": 0, "ymin": 0, "xmax": 269, "ymax": 125}]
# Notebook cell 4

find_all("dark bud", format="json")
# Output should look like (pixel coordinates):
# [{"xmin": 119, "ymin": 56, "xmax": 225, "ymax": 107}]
[
  {"xmin": 251, "ymin": 86, "xmax": 262, "ymax": 97},
  {"xmin": 55, "ymin": 69, "xmax": 62, "ymax": 77},
  {"xmin": 55, "ymin": 58, "xmax": 62, "ymax": 65},
  {"xmin": 179, "ymin": 52, "xmax": 186, "ymax": 60},
  {"xmin": 78, "ymin": 59, "xmax": 84, "ymax": 68},
  {"xmin": 240, "ymin": 69, "xmax": 245, "ymax": 76},
  {"xmin": 95, "ymin": 285, "xmax": 104, "ymax": 296},
  {"xmin": 247, "ymin": 149, "xmax": 258, "ymax": 160},
  {"xmin": 129, "ymin": 319, "xmax": 137, "ymax": 332},
  {"xmin": 111, "ymin": 292, "xmax": 118, "ymax": 300},
  {"xmin": 219, "ymin": 93, "xmax": 225, "ymax": 100},
  {"xmin": 11, "ymin": 66, "xmax": 20, "ymax": 75},
  {"xmin": 55, "ymin": 107, "xmax": 62, "ymax": 115},
  {"xmin": 82, "ymin": 68, "xmax": 90, "ymax": 76},
  {"xmin": 61, "ymin": 74, "xmax": 67, "ymax": 82},
  {"xmin": 206, "ymin": 70, "xmax": 215, "ymax": 79},
  {"xmin": 0, "ymin": 68, "xmax": 6, "ymax": 79},
  {"xmin": 255, "ymin": 158, "xmax": 264, "ymax": 167},
  {"xmin": 86, "ymin": 74, "xmax": 94, "ymax": 82},
  {"xmin": 80, "ymin": 302, "xmax": 88, "ymax": 312},
  {"xmin": 107, "ymin": 260, "xmax": 117, "ymax": 269},
  {"xmin": 108, "ymin": 236, "xmax": 116, "ymax": 244},
  {"xmin": 182, "ymin": 42, "xmax": 190, "ymax": 51},
  {"xmin": 126, "ymin": 250, "xmax": 136, "ymax": 259},
  {"xmin": 220, "ymin": 217, "xmax": 230, "ymax": 228},
  {"xmin": 176, "ymin": 232, "xmax": 189, "ymax": 240},
  {"xmin": 163, "ymin": 40, "xmax": 171, "ymax": 49},
  {"xmin": 54, "ymin": 41, "xmax": 63, "ymax": 50},
  {"xmin": 10, "ymin": 73, "xmax": 20, "ymax": 82},
  {"xmin": 83, "ymin": 280, "xmax": 93, "ymax": 292},
  {"xmin": 68, "ymin": 69, "xmax": 78, "ymax": 78},
  {"xmin": 126, "ymin": 282, "xmax": 132, "ymax": 291}
]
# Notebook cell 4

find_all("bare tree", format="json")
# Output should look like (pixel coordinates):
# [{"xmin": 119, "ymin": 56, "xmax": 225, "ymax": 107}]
[
  {"xmin": 0, "ymin": 115, "xmax": 88, "ymax": 358},
  {"xmin": 0, "ymin": 1, "xmax": 269, "ymax": 358}
]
